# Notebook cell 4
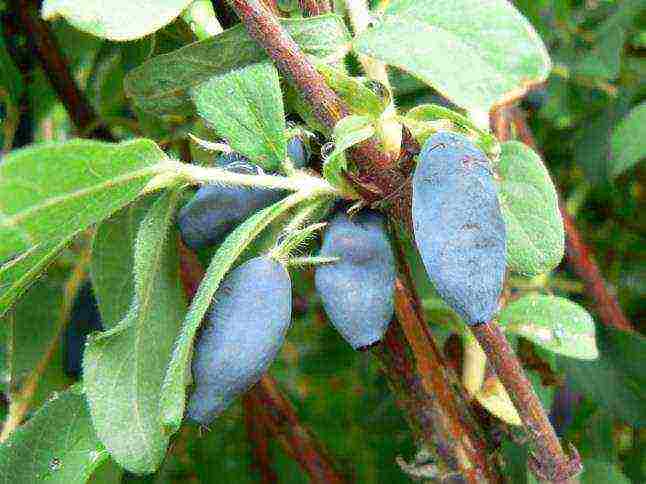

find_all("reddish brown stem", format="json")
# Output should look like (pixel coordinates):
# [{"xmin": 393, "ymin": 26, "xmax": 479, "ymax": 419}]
[
  {"xmin": 243, "ymin": 394, "xmax": 279, "ymax": 483},
  {"xmin": 509, "ymin": 108, "xmax": 634, "ymax": 333},
  {"xmin": 228, "ymin": 0, "xmax": 394, "ymax": 175},
  {"xmin": 250, "ymin": 375, "xmax": 347, "ymax": 483},
  {"xmin": 373, "ymin": 280, "xmax": 502, "ymax": 483},
  {"xmin": 471, "ymin": 323, "xmax": 581, "ymax": 482},
  {"xmin": 14, "ymin": 0, "xmax": 112, "ymax": 140},
  {"xmin": 299, "ymin": 0, "xmax": 332, "ymax": 16}
]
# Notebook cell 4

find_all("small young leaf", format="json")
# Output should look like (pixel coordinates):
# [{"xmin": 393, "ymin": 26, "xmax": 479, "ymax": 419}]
[
  {"xmin": 474, "ymin": 376, "xmax": 522, "ymax": 426},
  {"xmin": 41, "ymin": 0, "xmax": 193, "ymax": 41},
  {"xmin": 323, "ymin": 115, "xmax": 374, "ymax": 191},
  {"xmin": 0, "ymin": 139, "xmax": 170, "ymax": 263},
  {"xmin": 125, "ymin": 15, "xmax": 351, "ymax": 116},
  {"xmin": 90, "ymin": 197, "xmax": 157, "ymax": 329},
  {"xmin": 610, "ymin": 102, "xmax": 646, "ymax": 179},
  {"xmin": 316, "ymin": 64, "xmax": 387, "ymax": 117},
  {"xmin": 353, "ymin": 0, "xmax": 551, "ymax": 113},
  {"xmin": 404, "ymin": 104, "xmax": 499, "ymax": 156},
  {"xmin": 160, "ymin": 191, "xmax": 321, "ymax": 432},
  {"xmin": 0, "ymin": 385, "xmax": 108, "ymax": 483},
  {"xmin": 498, "ymin": 294, "xmax": 598, "ymax": 360},
  {"xmin": 83, "ymin": 190, "xmax": 186, "ymax": 474},
  {"xmin": 191, "ymin": 62, "xmax": 286, "ymax": 172},
  {"xmin": 496, "ymin": 142, "xmax": 564, "ymax": 276}
]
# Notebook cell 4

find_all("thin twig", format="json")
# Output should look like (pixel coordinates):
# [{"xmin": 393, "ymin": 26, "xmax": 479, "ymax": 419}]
[
  {"xmin": 243, "ymin": 394, "xmax": 278, "ymax": 483},
  {"xmin": 250, "ymin": 375, "xmax": 347, "ymax": 484},
  {"xmin": 509, "ymin": 107, "xmax": 634, "ymax": 333},
  {"xmin": 14, "ymin": 0, "xmax": 113, "ymax": 141},
  {"xmin": 471, "ymin": 323, "xmax": 581, "ymax": 483}
]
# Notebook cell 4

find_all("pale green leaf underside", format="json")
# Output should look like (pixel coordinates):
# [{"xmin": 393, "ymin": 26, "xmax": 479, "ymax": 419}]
[
  {"xmin": 0, "ymin": 385, "xmax": 108, "ymax": 484},
  {"xmin": 353, "ymin": 0, "xmax": 551, "ymax": 112},
  {"xmin": 323, "ymin": 115, "xmax": 374, "ymax": 190},
  {"xmin": 610, "ymin": 102, "xmax": 646, "ymax": 179},
  {"xmin": 191, "ymin": 62, "xmax": 286, "ymax": 172},
  {"xmin": 496, "ymin": 142, "xmax": 564, "ymax": 276},
  {"xmin": 91, "ymin": 197, "xmax": 157, "ymax": 330},
  {"xmin": 42, "ymin": 0, "xmax": 193, "ymax": 41},
  {"xmin": 125, "ymin": 14, "xmax": 351, "ymax": 115},
  {"xmin": 160, "ymin": 190, "xmax": 317, "ymax": 432},
  {"xmin": 83, "ymin": 190, "xmax": 186, "ymax": 474},
  {"xmin": 499, "ymin": 294, "xmax": 598, "ymax": 360},
  {"xmin": 0, "ymin": 138, "xmax": 168, "ymax": 263}
]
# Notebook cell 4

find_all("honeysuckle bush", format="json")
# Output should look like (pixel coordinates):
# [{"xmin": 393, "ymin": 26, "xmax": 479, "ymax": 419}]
[{"xmin": 0, "ymin": 0, "xmax": 644, "ymax": 482}]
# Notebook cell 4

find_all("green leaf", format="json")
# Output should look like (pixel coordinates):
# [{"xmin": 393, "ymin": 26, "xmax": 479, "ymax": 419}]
[
  {"xmin": 353, "ymin": 0, "xmax": 551, "ymax": 112},
  {"xmin": 610, "ymin": 102, "xmax": 646, "ymax": 179},
  {"xmin": 498, "ymin": 294, "xmax": 598, "ymax": 360},
  {"xmin": 90, "ymin": 197, "xmax": 157, "ymax": 329},
  {"xmin": 496, "ymin": 142, "xmax": 564, "ymax": 275},
  {"xmin": 125, "ymin": 15, "xmax": 351, "ymax": 115},
  {"xmin": 0, "ymin": 235, "xmax": 75, "ymax": 318},
  {"xmin": 560, "ymin": 325, "xmax": 646, "ymax": 426},
  {"xmin": 581, "ymin": 460, "xmax": 631, "ymax": 484},
  {"xmin": 83, "ymin": 190, "xmax": 186, "ymax": 474},
  {"xmin": 41, "ymin": 0, "xmax": 193, "ymax": 41},
  {"xmin": 0, "ymin": 385, "xmax": 108, "ymax": 484},
  {"xmin": 0, "ymin": 139, "xmax": 170, "ymax": 263},
  {"xmin": 404, "ymin": 104, "xmax": 499, "ymax": 155},
  {"xmin": 191, "ymin": 62, "xmax": 286, "ymax": 171},
  {"xmin": 316, "ymin": 64, "xmax": 387, "ymax": 117},
  {"xmin": 160, "ymin": 191, "xmax": 318, "ymax": 432},
  {"xmin": 323, "ymin": 115, "xmax": 374, "ymax": 191}
]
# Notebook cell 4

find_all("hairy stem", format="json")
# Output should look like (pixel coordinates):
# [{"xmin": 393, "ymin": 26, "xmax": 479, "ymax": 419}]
[{"xmin": 299, "ymin": 0, "xmax": 332, "ymax": 15}]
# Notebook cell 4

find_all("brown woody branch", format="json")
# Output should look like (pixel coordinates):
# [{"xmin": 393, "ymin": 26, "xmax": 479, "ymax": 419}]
[
  {"xmin": 299, "ymin": 0, "xmax": 332, "ymax": 16},
  {"xmin": 14, "ymin": 0, "xmax": 113, "ymax": 141},
  {"xmin": 508, "ymin": 107, "xmax": 634, "ymax": 333},
  {"xmin": 242, "ymin": 395, "xmax": 279, "ymax": 483}
]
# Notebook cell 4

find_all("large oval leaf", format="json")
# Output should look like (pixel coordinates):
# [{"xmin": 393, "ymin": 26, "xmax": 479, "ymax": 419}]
[
  {"xmin": 353, "ymin": 0, "xmax": 551, "ymax": 112},
  {"xmin": 496, "ymin": 141, "xmax": 564, "ymax": 276},
  {"xmin": 42, "ymin": 0, "xmax": 193, "ymax": 41},
  {"xmin": 498, "ymin": 294, "xmax": 598, "ymax": 360}
]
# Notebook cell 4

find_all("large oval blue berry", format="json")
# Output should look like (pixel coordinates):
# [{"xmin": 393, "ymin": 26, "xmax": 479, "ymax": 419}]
[
  {"xmin": 315, "ymin": 211, "xmax": 396, "ymax": 349},
  {"xmin": 178, "ymin": 157, "xmax": 284, "ymax": 249},
  {"xmin": 412, "ymin": 132, "xmax": 506, "ymax": 325},
  {"xmin": 187, "ymin": 257, "xmax": 292, "ymax": 424}
]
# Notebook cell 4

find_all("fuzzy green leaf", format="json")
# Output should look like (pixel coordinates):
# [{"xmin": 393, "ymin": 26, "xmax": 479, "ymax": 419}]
[
  {"xmin": 353, "ymin": 0, "xmax": 551, "ymax": 112},
  {"xmin": 610, "ymin": 102, "xmax": 646, "ymax": 179},
  {"xmin": 499, "ymin": 294, "xmax": 598, "ymax": 360},
  {"xmin": 0, "ymin": 385, "xmax": 108, "ymax": 484},
  {"xmin": 125, "ymin": 15, "xmax": 351, "ymax": 115},
  {"xmin": 316, "ymin": 64, "xmax": 387, "ymax": 117},
  {"xmin": 191, "ymin": 62, "xmax": 286, "ymax": 171},
  {"xmin": 323, "ymin": 115, "xmax": 375, "ymax": 191},
  {"xmin": 41, "ymin": 0, "xmax": 193, "ymax": 41},
  {"xmin": 90, "ymin": 197, "xmax": 157, "ymax": 330},
  {"xmin": 160, "ymin": 191, "xmax": 318, "ymax": 432},
  {"xmin": 83, "ymin": 190, "xmax": 186, "ymax": 474},
  {"xmin": 0, "ymin": 139, "xmax": 169, "ymax": 264},
  {"xmin": 496, "ymin": 141, "xmax": 564, "ymax": 275}
]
